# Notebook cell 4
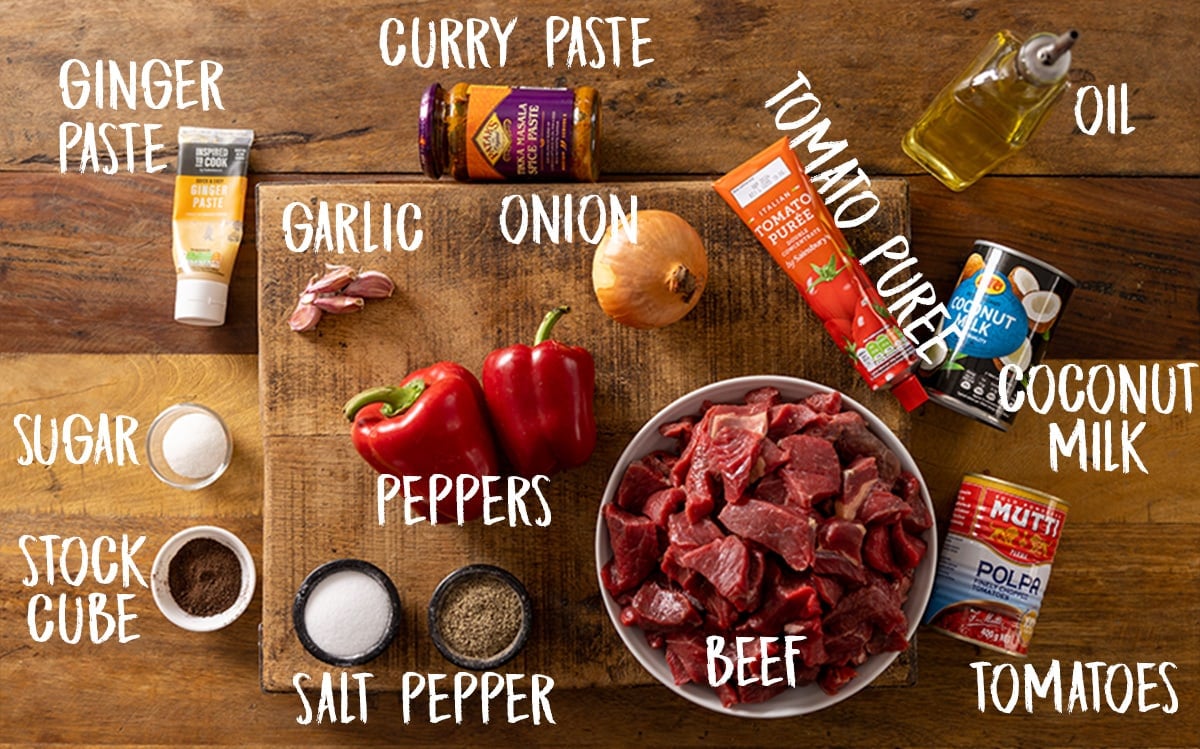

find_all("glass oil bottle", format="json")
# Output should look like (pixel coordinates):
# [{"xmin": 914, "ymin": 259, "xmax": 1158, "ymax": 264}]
[{"xmin": 903, "ymin": 29, "xmax": 1078, "ymax": 191}]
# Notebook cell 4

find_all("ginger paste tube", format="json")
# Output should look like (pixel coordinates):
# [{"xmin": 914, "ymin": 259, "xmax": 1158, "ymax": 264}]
[
  {"xmin": 172, "ymin": 126, "xmax": 254, "ymax": 326},
  {"xmin": 714, "ymin": 138, "xmax": 927, "ymax": 410}
]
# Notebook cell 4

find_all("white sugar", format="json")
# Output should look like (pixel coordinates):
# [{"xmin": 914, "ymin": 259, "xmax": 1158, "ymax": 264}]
[
  {"xmin": 303, "ymin": 570, "xmax": 393, "ymax": 659},
  {"xmin": 162, "ymin": 411, "xmax": 228, "ymax": 479}
]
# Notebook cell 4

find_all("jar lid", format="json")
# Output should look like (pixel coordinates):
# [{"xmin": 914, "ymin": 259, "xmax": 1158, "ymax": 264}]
[{"xmin": 418, "ymin": 83, "xmax": 444, "ymax": 179}]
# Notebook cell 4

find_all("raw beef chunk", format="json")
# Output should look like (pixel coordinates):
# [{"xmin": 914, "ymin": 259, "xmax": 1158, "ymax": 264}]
[
  {"xmin": 707, "ymin": 408, "xmax": 769, "ymax": 505},
  {"xmin": 858, "ymin": 486, "xmax": 912, "ymax": 526},
  {"xmin": 659, "ymin": 416, "xmax": 696, "ymax": 445},
  {"xmin": 757, "ymin": 438, "xmax": 790, "ymax": 477},
  {"xmin": 837, "ymin": 456, "xmax": 878, "ymax": 520},
  {"xmin": 623, "ymin": 581, "xmax": 702, "ymax": 631},
  {"xmin": 718, "ymin": 499, "xmax": 815, "ymax": 572},
  {"xmin": 891, "ymin": 524, "xmax": 927, "ymax": 571},
  {"xmin": 863, "ymin": 524, "xmax": 900, "ymax": 576},
  {"xmin": 806, "ymin": 410, "xmax": 901, "ymax": 484},
  {"xmin": 667, "ymin": 511, "xmax": 724, "ymax": 549},
  {"xmin": 744, "ymin": 386, "xmax": 782, "ymax": 407},
  {"xmin": 776, "ymin": 434, "xmax": 842, "ymax": 508},
  {"xmin": 642, "ymin": 487, "xmax": 687, "ymax": 527},
  {"xmin": 742, "ymin": 570, "xmax": 821, "ymax": 634},
  {"xmin": 602, "ymin": 504, "xmax": 659, "ymax": 595},
  {"xmin": 818, "ymin": 665, "xmax": 858, "ymax": 695},
  {"xmin": 664, "ymin": 631, "xmax": 709, "ymax": 685},
  {"xmin": 767, "ymin": 401, "xmax": 821, "ymax": 439},
  {"xmin": 680, "ymin": 536, "xmax": 756, "ymax": 612},
  {"xmin": 616, "ymin": 456, "xmax": 671, "ymax": 512},
  {"xmin": 814, "ymin": 519, "xmax": 868, "ymax": 586},
  {"xmin": 895, "ymin": 472, "xmax": 933, "ymax": 533},
  {"xmin": 804, "ymin": 391, "xmax": 842, "ymax": 415}
]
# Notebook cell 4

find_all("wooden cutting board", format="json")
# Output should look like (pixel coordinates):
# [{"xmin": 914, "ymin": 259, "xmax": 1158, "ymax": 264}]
[{"xmin": 256, "ymin": 179, "xmax": 911, "ymax": 692}]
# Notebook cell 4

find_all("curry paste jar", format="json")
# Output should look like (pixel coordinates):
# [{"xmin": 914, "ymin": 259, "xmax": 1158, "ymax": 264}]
[{"xmin": 419, "ymin": 82, "xmax": 599, "ymax": 182}]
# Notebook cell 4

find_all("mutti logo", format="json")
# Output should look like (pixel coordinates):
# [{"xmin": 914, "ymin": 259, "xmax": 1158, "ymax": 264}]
[
  {"xmin": 988, "ymin": 497, "xmax": 1063, "ymax": 538},
  {"xmin": 975, "ymin": 272, "xmax": 1007, "ymax": 296}
]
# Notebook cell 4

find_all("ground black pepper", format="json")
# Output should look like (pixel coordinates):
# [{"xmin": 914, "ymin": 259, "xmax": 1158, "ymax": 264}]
[
  {"xmin": 168, "ymin": 537, "xmax": 241, "ymax": 616},
  {"xmin": 437, "ymin": 574, "xmax": 523, "ymax": 659}
]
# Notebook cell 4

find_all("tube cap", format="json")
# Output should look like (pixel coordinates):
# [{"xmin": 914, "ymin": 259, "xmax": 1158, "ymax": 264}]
[
  {"xmin": 175, "ymin": 278, "xmax": 229, "ymax": 327},
  {"xmin": 891, "ymin": 374, "xmax": 929, "ymax": 412}
]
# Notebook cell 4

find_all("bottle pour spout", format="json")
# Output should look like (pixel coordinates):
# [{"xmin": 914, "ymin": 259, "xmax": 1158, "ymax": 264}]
[
  {"xmin": 1019, "ymin": 29, "xmax": 1078, "ymax": 85},
  {"xmin": 1038, "ymin": 30, "xmax": 1079, "ymax": 65}
]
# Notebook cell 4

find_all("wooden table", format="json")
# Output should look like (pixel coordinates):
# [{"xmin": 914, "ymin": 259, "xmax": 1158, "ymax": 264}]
[{"xmin": 1, "ymin": 2, "xmax": 1197, "ymax": 746}]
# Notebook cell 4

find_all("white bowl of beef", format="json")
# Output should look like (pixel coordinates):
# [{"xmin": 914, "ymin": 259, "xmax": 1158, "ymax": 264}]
[{"xmin": 594, "ymin": 375, "xmax": 937, "ymax": 718}]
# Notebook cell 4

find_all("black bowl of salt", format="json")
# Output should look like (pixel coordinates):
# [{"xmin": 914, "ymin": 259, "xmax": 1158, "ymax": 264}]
[
  {"xmin": 293, "ymin": 558, "xmax": 401, "ymax": 667},
  {"xmin": 428, "ymin": 564, "xmax": 532, "ymax": 670}
]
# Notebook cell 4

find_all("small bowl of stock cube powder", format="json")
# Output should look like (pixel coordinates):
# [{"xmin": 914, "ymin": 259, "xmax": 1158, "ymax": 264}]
[
  {"xmin": 428, "ymin": 564, "xmax": 532, "ymax": 670},
  {"xmin": 293, "ymin": 559, "xmax": 402, "ymax": 667},
  {"xmin": 145, "ymin": 402, "xmax": 233, "ymax": 490},
  {"xmin": 151, "ymin": 525, "xmax": 256, "ymax": 632}
]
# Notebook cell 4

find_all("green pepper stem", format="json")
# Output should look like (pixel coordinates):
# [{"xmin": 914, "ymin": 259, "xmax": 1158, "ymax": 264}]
[
  {"xmin": 534, "ymin": 306, "xmax": 571, "ymax": 345},
  {"xmin": 343, "ymin": 379, "xmax": 426, "ymax": 421}
]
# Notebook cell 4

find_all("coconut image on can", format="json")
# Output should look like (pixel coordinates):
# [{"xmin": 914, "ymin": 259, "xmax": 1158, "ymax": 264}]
[{"xmin": 922, "ymin": 240, "xmax": 1076, "ymax": 430}]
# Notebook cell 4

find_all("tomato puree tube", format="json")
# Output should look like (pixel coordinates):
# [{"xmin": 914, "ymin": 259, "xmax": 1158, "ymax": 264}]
[
  {"xmin": 714, "ymin": 138, "xmax": 928, "ymax": 410},
  {"xmin": 172, "ymin": 126, "xmax": 254, "ymax": 326}
]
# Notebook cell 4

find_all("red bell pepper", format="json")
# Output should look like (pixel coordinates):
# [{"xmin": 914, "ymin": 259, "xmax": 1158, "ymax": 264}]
[
  {"xmin": 482, "ymin": 306, "xmax": 597, "ymax": 478},
  {"xmin": 343, "ymin": 361, "xmax": 499, "ymax": 522}
]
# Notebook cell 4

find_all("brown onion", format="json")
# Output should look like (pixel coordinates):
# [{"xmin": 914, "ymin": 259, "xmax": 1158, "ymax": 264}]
[{"xmin": 592, "ymin": 210, "xmax": 708, "ymax": 329}]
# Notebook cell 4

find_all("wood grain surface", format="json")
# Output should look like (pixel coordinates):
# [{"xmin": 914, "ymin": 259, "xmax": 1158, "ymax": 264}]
[
  {"xmin": 255, "ymin": 180, "xmax": 912, "ymax": 691},
  {"xmin": 1, "ymin": 0, "xmax": 1197, "ymax": 746},
  {"xmin": 3, "ymin": 518, "xmax": 1196, "ymax": 747},
  {"xmin": 2, "ymin": 354, "xmax": 1196, "ymax": 746},
  {"xmin": 2, "ymin": 173, "xmax": 1195, "ymax": 358},
  {"xmin": 1, "ymin": 1, "xmax": 1196, "ymax": 176}
]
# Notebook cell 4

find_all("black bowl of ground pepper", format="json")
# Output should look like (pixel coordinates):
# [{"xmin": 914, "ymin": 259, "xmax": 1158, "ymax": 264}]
[{"xmin": 428, "ymin": 564, "xmax": 533, "ymax": 671}]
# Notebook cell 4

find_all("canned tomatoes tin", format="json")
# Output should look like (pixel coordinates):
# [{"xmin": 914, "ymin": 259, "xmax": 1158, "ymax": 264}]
[
  {"xmin": 923, "ymin": 474, "xmax": 1068, "ymax": 656},
  {"xmin": 922, "ymin": 240, "xmax": 1076, "ymax": 430}
]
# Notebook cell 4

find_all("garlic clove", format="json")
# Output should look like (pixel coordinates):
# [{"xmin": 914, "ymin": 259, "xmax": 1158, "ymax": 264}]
[
  {"xmin": 343, "ymin": 270, "xmax": 395, "ymax": 299},
  {"xmin": 305, "ymin": 264, "xmax": 357, "ymax": 294},
  {"xmin": 288, "ymin": 301, "xmax": 323, "ymax": 332},
  {"xmin": 312, "ymin": 295, "xmax": 366, "ymax": 314}
]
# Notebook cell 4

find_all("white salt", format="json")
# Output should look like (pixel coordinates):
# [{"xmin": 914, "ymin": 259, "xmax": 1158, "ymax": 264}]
[
  {"xmin": 303, "ymin": 570, "xmax": 393, "ymax": 659},
  {"xmin": 162, "ymin": 411, "xmax": 228, "ymax": 479}
]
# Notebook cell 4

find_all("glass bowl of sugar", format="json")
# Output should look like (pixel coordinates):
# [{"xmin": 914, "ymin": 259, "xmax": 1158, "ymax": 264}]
[{"xmin": 145, "ymin": 402, "xmax": 233, "ymax": 490}]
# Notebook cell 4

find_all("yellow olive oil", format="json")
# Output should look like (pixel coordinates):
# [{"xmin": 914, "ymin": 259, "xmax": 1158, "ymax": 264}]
[{"xmin": 903, "ymin": 30, "xmax": 1077, "ymax": 191}]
